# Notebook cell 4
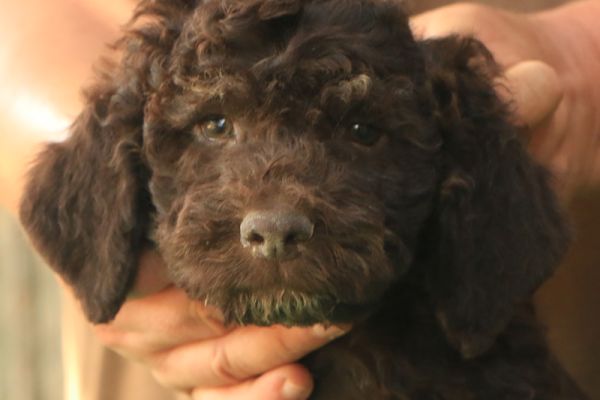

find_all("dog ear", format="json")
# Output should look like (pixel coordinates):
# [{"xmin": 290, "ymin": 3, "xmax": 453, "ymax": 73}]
[
  {"xmin": 19, "ymin": 79, "xmax": 152, "ymax": 324},
  {"xmin": 19, "ymin": 1, "xmax": 196, "ymax": 323},
  {"xmin": 422, "ymin": 36, "xmax": 570, "ymax": 358}
]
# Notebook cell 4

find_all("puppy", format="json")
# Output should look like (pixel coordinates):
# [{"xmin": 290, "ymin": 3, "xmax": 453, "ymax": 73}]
[{"xmin": 20, "ymin": 0, "xmax": 586, "ymax": 398}]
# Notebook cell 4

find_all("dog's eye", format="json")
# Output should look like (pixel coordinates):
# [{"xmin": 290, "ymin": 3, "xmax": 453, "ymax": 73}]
[
  {"xmin": 349, "ymin": 123, "xmax": 382, "ymax": 146},
  {"xmin": 195, "ymin": 116, "xmax": 235, "ymax": 141}
]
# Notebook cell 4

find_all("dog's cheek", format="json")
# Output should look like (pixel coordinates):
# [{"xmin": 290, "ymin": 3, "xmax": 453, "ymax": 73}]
[
  {"xmin": 152, "ymin": 183, "xmax": 265, "ymax": 293},
  {"xmin": 148, "ymin": 175, "xmax": 178, "ymax": 215},
  {"xmin": 146, "ymin": 132, "xmax": 228, "ymax": 214}
]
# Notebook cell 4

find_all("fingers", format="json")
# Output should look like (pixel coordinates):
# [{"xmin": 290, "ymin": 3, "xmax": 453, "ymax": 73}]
[
  {"xmin": 93, "ymin": 248, "xmax": 351, "ymax": 398},
  {"xmin": 498, "ymin": 60, "xmax": 563, "ymax": 129},
  {"xmin": 151, "ymin": 324, "xmax": 350, "ymax": 390},
  {"xmin": 96, "ymin": 286, "xmax": 349, "ymax": 395},
  {"xmin": 410, "ymin": 3, "xmax": 546, "ymax": 68},
  {"xmin": 410, "ymin": 2, "xmax": 518, "ymax": 50},
  {"xmin": 191, "ymin": 364, "xmax": 313, "ymax": 400},
  {"xmin": 410, "ymin": 6, "xmax": 564, "ymax": 131},
  {"xmin": 411, "ymin": 3, "xmax": 487, "ymax": 38},
  {"xmin": 94, "ymin": 250, "xmax": 228, "ymax": 358},
  {"xmin": 94, "ymin": 287, "xmax": 228, "ymax": 360}
]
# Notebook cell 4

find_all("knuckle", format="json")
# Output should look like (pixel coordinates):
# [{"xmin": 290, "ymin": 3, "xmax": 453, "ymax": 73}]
[
  {"xmin": 449, "ymin": 2, "xmax": 487, "ymax": 17},
  {"xmin": 442, "ymin": 3, "xmax": 493, "ymax": 28},
  {"xmin": 210, "ymin": 342, "xmax": 242, "ymax": 384},
  {"xmin": 271, "ymin": 328, "xmax": 306, "ymax": 360},
  {"xmin": 150, "ymin": 367, "xmax": 175, "ymax": 390},
  {"xmin": 272, "ymin": 334, "xmax": 297, "ymax": 360},
  {"xmin": 149, "ymin": 356, "xmax": 188, "ymax": 392}
]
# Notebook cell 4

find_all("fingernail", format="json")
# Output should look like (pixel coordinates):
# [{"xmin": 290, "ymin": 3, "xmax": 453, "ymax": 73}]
[
  {"xmin": 312, "ymin": 324, "xmax": 351, "ymax": 340},
  {"xmin": 281, "ymin": 379, "xmax": 311, "ymax": 400}
]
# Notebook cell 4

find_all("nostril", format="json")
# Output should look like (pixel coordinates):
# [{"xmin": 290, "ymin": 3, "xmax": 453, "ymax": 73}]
[
  {"xmin": 284, "ymin": 232, "xmax": 298, "ymax": 246},
  {"xmin": 284, "ymin": 230, "xmax": 311, "ymax": 246},
  {"xmin": 248, "ymin": 231, "xmax": 264, "ymax": 245}
]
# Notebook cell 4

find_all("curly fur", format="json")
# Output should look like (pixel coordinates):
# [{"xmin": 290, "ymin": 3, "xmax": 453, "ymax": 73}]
[{"xmin": 20, "ymin": 0, "xmax": 587, "ymax": 398}]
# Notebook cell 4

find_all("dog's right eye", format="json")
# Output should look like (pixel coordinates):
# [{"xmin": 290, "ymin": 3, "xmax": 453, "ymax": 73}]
[{"xmin": 194, "ymin": 116, "xmax": 235, "ymax": 141}]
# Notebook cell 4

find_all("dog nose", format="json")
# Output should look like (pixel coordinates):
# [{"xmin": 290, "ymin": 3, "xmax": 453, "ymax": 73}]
[{"xmin": 240, "ymin": 210, "xmax": 314, "ymax": 260}]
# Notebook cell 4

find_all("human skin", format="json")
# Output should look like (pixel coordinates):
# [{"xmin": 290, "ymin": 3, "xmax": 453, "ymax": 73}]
[
  {"xmin": 91, "ymin": 252, "xmax": 350, "ymax": 400},
  {"xmin": 412, "ymin": 0, "xmax": 600, "ymax": 193}
]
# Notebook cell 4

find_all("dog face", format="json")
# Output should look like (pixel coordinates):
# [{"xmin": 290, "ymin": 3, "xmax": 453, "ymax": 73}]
[
  {"xmin": 143, "ymin": 1, "xmax": 440, "ymax": 325},
  {"xmin": 20, "ymin": 0, "xmax": 568, "ymax": 357}
]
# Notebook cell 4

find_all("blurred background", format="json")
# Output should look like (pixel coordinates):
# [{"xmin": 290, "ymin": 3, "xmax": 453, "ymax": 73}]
[{"xmin": 0, "ymin": 0, "xmax": 597, "ymax": 399}]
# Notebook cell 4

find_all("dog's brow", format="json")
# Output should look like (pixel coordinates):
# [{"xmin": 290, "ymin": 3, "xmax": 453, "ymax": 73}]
[
  {"xmin": 162, "ymin": 76, "xmax": 258, "ymax": 128},
  {"xmin": 321, "ymin": 74, "xmax": 372, "ymax": 106},
  {"xmin": 188, "ymin": 74, "xmax": 254, "ymax": 103}
]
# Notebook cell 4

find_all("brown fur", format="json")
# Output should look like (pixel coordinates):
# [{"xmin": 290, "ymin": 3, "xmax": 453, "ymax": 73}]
[{"xmin": 20, "ymin": 0, "xmax": 586, "ymax": 398}]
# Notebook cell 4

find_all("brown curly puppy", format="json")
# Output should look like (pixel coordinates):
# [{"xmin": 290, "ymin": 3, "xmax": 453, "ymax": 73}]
[{"xmin": 20, "ymin": 0, "xmax": 587, "ymax": 398}]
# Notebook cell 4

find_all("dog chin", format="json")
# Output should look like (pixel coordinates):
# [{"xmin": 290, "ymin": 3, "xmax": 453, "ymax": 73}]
[{"xmin": 215, "ymin": 289, "xmax": 375, "ymax": 326}]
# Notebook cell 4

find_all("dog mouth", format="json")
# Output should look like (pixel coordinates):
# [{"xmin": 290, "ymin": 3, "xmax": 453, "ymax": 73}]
[
  {"xmin": 161, "ymin": 214, "xmax": 405, "ymax": 326},
  {"xmin": 216, "ymin": 288, "xmax": 375, "ymax": 326}
]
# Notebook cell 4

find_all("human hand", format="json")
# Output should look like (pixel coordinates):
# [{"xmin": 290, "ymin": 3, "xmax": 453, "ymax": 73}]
[
  {"xmin": 411, "ymin": 1, "xmax": 600, "ymax": 193},
  {"xmin": 92, "ymin": 251, "xmax": 349, "ymax": 400}
]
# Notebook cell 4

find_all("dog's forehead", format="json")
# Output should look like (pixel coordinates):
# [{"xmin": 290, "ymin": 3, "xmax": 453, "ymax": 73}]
[
  {"xmin": 158, "ymin": 0, "xmax": 424, "ymax": 128},
  {"xmin": 170, "ymin": 0, "xmax": 423, "ymax": 90}
]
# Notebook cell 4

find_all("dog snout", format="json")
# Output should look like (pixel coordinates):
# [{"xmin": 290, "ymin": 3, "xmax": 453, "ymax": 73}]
[{"xmin": 240, "ymin": 210, "xmax": 314, "ymax": 260}]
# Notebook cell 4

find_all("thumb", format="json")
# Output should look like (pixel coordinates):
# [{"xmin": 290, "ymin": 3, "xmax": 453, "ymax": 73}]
[{"xmin": 497, "ymin": 60, "xmax": 563, "ymax": 129}]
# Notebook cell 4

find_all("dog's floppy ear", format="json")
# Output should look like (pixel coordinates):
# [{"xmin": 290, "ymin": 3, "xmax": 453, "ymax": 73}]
[
  {"xmin": 17, "ymin": 0, "xmax": 194, "ymax": 322},
  {"xmin": 19, "ymin": 0, "xmax": 196, "ymax": 323},
  {"xmin": 19, "ymin": 76, "xmax": 152, "ymax": 323},
  {"xmin": 422, "ymin": 36, "xmax": 569, "ymax": 358}
]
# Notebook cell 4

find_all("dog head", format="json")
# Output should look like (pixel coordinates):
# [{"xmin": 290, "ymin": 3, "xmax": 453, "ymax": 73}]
[{"xmin": 20, "ymin": 0, "xmax": 568, "ymax": 358}]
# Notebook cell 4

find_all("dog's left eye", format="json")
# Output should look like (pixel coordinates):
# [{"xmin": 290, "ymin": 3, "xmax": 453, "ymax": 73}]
[
  {"xmin": 349, "ymin": 123, "xmax": 382, "ymax": 146},
  {"xmin": 195, "ymin": 116, "xmax": 235, "ymax": 141}
]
